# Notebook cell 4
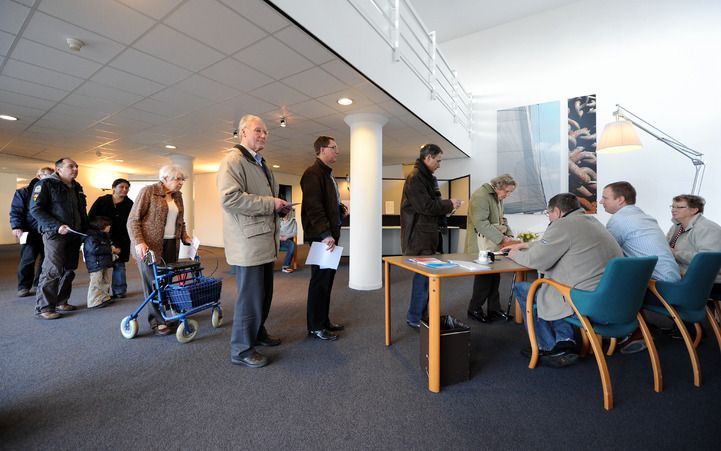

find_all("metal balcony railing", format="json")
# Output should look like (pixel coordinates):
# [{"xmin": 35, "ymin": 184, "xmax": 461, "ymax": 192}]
[{"xmin": 348, "ymin": 0, "xmax": 473, "ymax": 133}]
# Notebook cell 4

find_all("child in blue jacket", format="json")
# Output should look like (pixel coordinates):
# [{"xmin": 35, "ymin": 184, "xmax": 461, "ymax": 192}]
[{"xmin": 84, "ymin": 216, "xmax": 119, "ymax": 309}]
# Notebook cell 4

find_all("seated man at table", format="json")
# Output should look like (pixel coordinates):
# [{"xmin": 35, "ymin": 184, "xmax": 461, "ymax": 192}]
[
  {"xmin": 504, "ymin": 193, "xmax": 623, "ymax": 368},
  {"xmin": 600, "ymin": 181, "xmax": 681, "ymax": 353}
]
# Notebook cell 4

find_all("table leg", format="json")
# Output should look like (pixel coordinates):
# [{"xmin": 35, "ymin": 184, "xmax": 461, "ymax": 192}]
[
  {"xmin": 428, "ymin": 276, "xmax": 441, "ymax": 393},
  {"xmin": 514, "ymin": 271, "xmax": 525, "ymax": 325},
  {"xmin": 384, "ymin": 260, "xmax": 391, "ymax": 346}
]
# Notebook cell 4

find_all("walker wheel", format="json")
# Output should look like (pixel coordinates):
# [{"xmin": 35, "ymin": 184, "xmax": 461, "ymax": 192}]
[
  {"xmin": 176, "ymin": 319, "xmax": 199, "ymax": 343},
  {"xmin": 211, "ymin": 307, "xmax": 223, "ymax": 328},
  {"xmin": 120, "ymin": 316, "xmax": 138, "ymax": 339}
]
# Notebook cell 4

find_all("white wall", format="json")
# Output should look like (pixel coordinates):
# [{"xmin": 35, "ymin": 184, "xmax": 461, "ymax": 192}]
[
  {"xmin": 437, "ymin": 0, "xmax": 721, "ymax": 234},
  {"xmin": 0, "ymin": 173, "xmax": 19, "ymax": 244}
]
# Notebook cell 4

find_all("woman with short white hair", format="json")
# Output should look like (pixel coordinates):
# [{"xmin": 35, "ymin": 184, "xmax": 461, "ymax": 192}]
[{"xmin": 127, "ymin": 164, "xmax": 191, "ymax": 335}]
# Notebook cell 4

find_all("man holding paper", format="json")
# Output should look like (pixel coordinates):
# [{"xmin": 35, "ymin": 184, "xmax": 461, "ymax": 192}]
[
  {"xmin": 400, "ymin": 144, "xmax": 462, "ymax": 329},
  {"xmin": 218, "ymin": 114, "xmax": 291, "ymax": 368},
  {"xmin": 300, "ymin": 135, "xmax": 348, "ymax": 341},
  {"xmin": 29, "ymin": 158, "xmax": 88, "ymax": 320}
]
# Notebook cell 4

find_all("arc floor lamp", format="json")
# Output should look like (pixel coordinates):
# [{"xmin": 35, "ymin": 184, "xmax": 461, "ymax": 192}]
[{"xmin": 597, "ymin": 104, "xmax": 705, "ymax": 195}]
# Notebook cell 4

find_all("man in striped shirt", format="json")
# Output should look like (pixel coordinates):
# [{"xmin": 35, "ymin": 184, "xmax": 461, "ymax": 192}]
[{"xmin": 600, "ymin": 181, "xmax": 681, "ymax": 353}]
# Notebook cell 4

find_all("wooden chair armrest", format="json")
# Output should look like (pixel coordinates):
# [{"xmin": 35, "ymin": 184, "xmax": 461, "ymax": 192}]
[{"xmin": 526, "ymin": 278, "xmax": 572, "ymax": 368}]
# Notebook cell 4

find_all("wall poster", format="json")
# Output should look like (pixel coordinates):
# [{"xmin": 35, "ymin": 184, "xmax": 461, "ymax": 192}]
[{"xmin": 568, "ymin": 94, "xmax": 597, "ymax": 213}]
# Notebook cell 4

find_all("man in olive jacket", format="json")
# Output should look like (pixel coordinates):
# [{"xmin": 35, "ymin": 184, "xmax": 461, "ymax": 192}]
[
  {"xmin": 400, "ymin": 144, "xmax": 461, "ymax": 328},
  {"xmin": 217, "ymin": 114, "xmax": 291, "ymax": 368},
  {"xmin": 300, "ymin": 135, "xmax": 348, "ymax": 341}
]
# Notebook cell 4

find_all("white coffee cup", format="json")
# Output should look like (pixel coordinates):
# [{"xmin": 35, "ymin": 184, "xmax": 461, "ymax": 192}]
[{"xmin": 478, "ymin": 250, "xmax": 491, "ymax": 264}]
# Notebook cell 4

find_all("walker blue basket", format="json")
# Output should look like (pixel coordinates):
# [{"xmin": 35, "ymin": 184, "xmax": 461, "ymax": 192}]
[
  {"xmin": 120, "ymin": 251, "xmax": 223, "ymax": 343},
  {"xmin": 164, "ymin": 276, "xmax": 222, "ymax": 311}
]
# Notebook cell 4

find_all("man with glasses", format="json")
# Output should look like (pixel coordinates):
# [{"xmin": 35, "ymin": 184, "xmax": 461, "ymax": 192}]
[
  {"xmin": 504, "ymin": 193, "xmax": 623, "ymax": 367},
  {"xmin": 218, "ymin": 114, "xmax": 291, "ymax": 368},
  {"xmin": 300, "ymin": 136, "xmax": 348, "ymax": 341},
  {"xmin": 400, "ymin": 144, "xmax": 462, "ymax": 329},
  {"xmin": 600, "ymin": 181, "xmax": 681, "ymax": 353}
]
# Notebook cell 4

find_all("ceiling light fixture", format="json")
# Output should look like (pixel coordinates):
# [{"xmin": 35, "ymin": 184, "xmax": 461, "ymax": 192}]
[
  {"xmin": 66, "ymin": 37, "xmax": 85, "ymax": 51},
  {"xmin": 337, "ymin": 97, "xmax": 353, "ymax": 106},
  {"xmin": 114, "ymin": 159, "xmax": 124, "ymax": 162},
  {"xmin": 280, "ymin": 117, "xmax": 287, "ymax": 127},
  {"xmin": 165, "ymin": 144, "xmax": 177, "ymax": 149},
  {"xmin": 0, "ymin": 114, "xmax": 18, "ymax": 121},
  {"xmin": 272, "ymin": 164, "xmax": 280, "ymax": 169}
]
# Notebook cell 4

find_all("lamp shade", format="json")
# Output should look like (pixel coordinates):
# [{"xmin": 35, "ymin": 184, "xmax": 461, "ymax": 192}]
[{"xmin": 597, "ymin": 120, "xmax": 642, "ymax": 154}]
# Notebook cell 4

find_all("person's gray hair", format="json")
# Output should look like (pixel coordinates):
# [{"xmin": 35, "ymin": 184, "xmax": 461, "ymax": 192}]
[
  {"xmin": 238, "ymin": 114, "xmax": 263, "ymax": 132},
  {"xmin": 490, "ymin": 174, "xmax": 516, "ymax": 189},
  {"xmin": 159, "ymin": 164, "xmax": 186, "ymax": 182}
]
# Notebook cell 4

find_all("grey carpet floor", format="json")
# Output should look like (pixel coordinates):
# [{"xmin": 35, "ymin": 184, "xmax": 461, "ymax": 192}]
[{"xmin": 0, "ymin": 244, "xmax": 719, "ymax": 450}]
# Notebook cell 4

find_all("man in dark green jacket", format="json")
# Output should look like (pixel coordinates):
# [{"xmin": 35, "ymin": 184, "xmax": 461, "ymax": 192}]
[{"xmin": 400, "ymin": 144, "xmax": 461, "ymax": 328}]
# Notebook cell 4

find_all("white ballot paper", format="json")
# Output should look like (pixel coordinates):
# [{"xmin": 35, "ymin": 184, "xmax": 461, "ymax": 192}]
[
  {"xmin": 178, "ymin": 236, "xmax": 201, "ymax": 260},
  {"xmin": 19, "ymin": 231, "xmax": 28, "ymax": 245},
  {"xmin": 305, "ymin": 241, "xmax": 343, "ymax": 270}
]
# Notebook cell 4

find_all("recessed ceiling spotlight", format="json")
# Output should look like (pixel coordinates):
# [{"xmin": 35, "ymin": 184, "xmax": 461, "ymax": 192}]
[
  {"xmin": 280, "ymin": 117, "xmax": 287, "ymax": 127},
  {"xmin": 165, "ymin": 144, "xmax": 177, "ymax": 149},
  {"xmin": 114, "ymin": 159, "xmax": 124, "ymax": 162},
  {"xmin": 272, "ymin": 164, "xmax": 280, "ymax": 169},
  {"xmin": 0, "ymin": 114, "xmax": 18, "ymax": 121},
  {"xmin": 337, "ymin": 97, "xmax": 353, "ymax": 106}
]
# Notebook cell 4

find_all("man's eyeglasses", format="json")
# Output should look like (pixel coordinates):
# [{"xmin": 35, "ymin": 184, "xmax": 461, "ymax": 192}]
[
  {"xmin": 670, "ymin": 205, "xmax": 689, "ymax": 209},
  {"xmin": 542, "ymin": 209, "xmax": 549, "ymax": 216},
  {"xmin": 323, "ymin": 145, "xmax": 338, "ymax": 150}
]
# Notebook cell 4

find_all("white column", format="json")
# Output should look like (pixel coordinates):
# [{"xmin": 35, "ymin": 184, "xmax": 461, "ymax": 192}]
[
  {"xmin": 344, "ymin": 113, "xmax": 387, "ymax": 290},
  {"xmin": 169, "ymin": 154, "xmax": 195, "ymax": 235}
]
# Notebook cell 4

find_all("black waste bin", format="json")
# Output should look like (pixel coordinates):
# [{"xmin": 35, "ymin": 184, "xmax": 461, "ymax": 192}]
[{"xmin": 419, "ymin": 315, "xmax": 470, "ymax": 386}]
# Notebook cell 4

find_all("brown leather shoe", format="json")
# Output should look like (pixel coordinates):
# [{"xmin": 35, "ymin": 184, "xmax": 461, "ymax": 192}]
[
  {"xmin": 35, "ymin": 311, "xmax": 61, "ymax": 320},
  {"xmin": 153, "ymin": 325, "xmax": 173, "ymax": 336},
  {"xmin": 56, "ymin": 304, "xmax": 77, "ymax": 312}
]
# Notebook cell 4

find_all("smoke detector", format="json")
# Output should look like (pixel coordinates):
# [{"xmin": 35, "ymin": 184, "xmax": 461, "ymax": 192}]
[{"xmin": 66, "ymin": 38, "xmax": 85, "ymax": 51}]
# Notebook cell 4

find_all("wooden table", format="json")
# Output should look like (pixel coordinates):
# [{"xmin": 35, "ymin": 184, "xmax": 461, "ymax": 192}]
[{"xmin": 383, "ymin": 253, "xmax": 533, "ymax": 393}]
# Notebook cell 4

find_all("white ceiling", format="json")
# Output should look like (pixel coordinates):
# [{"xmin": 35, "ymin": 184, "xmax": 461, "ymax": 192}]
[
  {"xmin": 410, "ymin": 0, "xmax": 582, "ymax": 43},
  {"xmin": 0, "ymin": 0, "xmax": 467, "ymax": 178}
]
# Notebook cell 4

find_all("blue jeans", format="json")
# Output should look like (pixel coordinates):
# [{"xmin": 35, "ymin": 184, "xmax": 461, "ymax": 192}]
[
  {"xmin": 279, "ymin": 239, "xmax": 295, "ymax": 268},
  {"xmin": 514, "ymin": 281, "xmax": 574, "ymax": 351},
  {"xmin": 407, "ymin": 273, "xmax": 428, "ymax": 325},
  {"xmin": 112, "ymin": 260, "xmax": 127, "ymax": 296}
]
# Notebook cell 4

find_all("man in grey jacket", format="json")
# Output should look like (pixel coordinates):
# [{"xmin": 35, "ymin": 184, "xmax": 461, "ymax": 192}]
[
  {"xmin": 504, "ymin": 193, "xmax": 623, "ymax": 367},
  {"xmin": 217, "ymin": 114, "xmax": 291, "ymax": 368}
]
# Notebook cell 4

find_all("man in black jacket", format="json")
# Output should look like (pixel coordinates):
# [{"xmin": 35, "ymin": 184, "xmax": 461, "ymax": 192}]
[
  {"xmin": 29, "ymin": 158, "xmax": 88, "ymax": 320},
  {"xmin": 300, "ymin": 135, "xmax": 348, "ymax": 341},
  {"xmin": 88, "ymin": 178, "xmax": 133, "ymax": 298},
  {"xmin": 9, "ymin": 167, "xmax": 54, "ymax": 297},
  {"xmin": 400, "ymin": 144, "xmax": 461, "ymax": 328}
]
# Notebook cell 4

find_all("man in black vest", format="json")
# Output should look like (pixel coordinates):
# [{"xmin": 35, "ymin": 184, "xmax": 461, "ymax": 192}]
[{"xmin": 300, "ymin": 136, "xmax": 348, "ymax": 341}]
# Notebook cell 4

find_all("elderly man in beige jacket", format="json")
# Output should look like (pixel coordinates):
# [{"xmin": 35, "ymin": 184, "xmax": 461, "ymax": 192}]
[
  {"xmin": 503, "ymin": 193, "xmax": 623, "ymax": 368},
  {"xmin": 217, "ymin": 114, "xmax": 291, "ymax": 368}
]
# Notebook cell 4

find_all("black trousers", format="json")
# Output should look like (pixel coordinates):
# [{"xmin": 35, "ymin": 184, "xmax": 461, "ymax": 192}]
[
  {"xmin": 35, "ymin": 233, "xmax": 80, "ymax": 313},
  {"xmin": 230, "ymin": 262, "xmax": 274, "ymax": 358},
  {"xmin": 467, "ymin": 273, "xmax": 501, "ymax": 313},
  {"xmin": 17, "ymin": 231, "xmax": 44, "ymax": 290},
  {"xmin": 137, "ymin": 239, "xmax": 178, "ymax": 327},
  {"xmin": 307, "ymin": 264, "xmax": 337, "ymax": 331}
]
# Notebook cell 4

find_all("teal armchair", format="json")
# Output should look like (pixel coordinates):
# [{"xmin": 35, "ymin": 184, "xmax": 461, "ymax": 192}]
[
  {"xmin": 644, "ymin": 252, "xmax": 721, "ymax": 387},
  {"xmin": 525, "ymin": 256, "xmax": 660, "ymax": 411}
]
